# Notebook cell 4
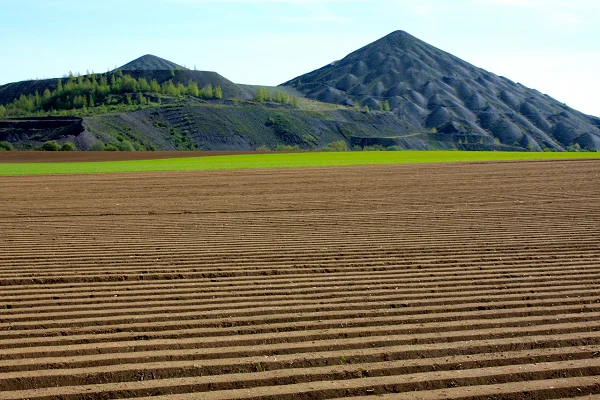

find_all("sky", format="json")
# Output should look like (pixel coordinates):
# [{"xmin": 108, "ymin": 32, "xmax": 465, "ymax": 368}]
[{"xmin": 1, "ymin": 0, "xmax": 599, "ymax": 116}]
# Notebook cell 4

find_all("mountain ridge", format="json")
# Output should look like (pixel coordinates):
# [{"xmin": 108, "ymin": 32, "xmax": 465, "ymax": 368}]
[{"xmin": 281, "ymin": 30, "xmax": 600, "ymax": 151}]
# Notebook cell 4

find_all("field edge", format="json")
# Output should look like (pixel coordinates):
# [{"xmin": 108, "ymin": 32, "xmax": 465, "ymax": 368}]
[{"xmin": 1, "ymin": 151, "xmax": 600, "ymax": 176}]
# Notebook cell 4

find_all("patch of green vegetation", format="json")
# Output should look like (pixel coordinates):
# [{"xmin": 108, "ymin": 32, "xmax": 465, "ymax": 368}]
[
  {"xmin": 2, "ymin": 151, "xmax": 600, "ymax": 176},
  {"xmin": 169, "ymin": 127, "xmax": 196, "ymax": 150},
  {"xmin": 111, "ymin": 139, "xmax": 135, "ymax": 152},
  {"xmin": 274, "ymin": 144, "xmax": 301, "ymax": 151},
  {"xmin": 323, "ymin": 140, "xmax": 349, "ymax": 151},
  {"xmin": 1, "ymin": 71, "xmax": 222, "ymax": 118},
  {"xmin": 61, "ymin": 142, "xmax": 76, "ymax": 151},
  {"xmin": 255, "ymin": 87, "xmax": 298, "ymax": 108},
  {"xmin": 0, "ymin": 141, "xmax": 14, "ymax": 151},
  {"xmin": 266, "ymin": 113, "xmax": 317, "ymax": 147},
  {"xmin": 41, "ymin": 140, "xmax": 60, "ymax": 151}
]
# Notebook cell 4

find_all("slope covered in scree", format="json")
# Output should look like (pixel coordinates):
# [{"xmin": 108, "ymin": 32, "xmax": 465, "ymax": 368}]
[
  {"xmin": 118, "ymin": 54, "xmax": 187, "ymax": 71},
  {"xmin": 282, "ymin": 30, "xmax": 600, "ymax": 151}
]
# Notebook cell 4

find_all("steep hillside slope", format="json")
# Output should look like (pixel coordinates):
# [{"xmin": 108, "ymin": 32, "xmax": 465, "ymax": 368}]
[
  {"xmin": 83, "ymin": 103, "xmax": 460, "ymax": 151},
  {"xmin": 282, "ymin": 31, "xmax": 600, "ymax": 151},
  {"xmin": 119, "ymin": 54, "xmax": 187, "ymax": 71}
]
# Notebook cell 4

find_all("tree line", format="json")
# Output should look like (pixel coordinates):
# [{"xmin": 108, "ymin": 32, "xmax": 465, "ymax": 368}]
[
  {"xmin": 0, "ymin": 71, "xmax": 223, "ymax": 118},
  {"xmin": 255, "ymin": 87, "xmax": 299, "ymax": 108}
]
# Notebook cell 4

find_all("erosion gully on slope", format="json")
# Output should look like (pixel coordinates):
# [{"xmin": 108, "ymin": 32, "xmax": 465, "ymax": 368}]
[{"xmin": 0, "ymin": 160, "xmax": 599, "ymax": 399}]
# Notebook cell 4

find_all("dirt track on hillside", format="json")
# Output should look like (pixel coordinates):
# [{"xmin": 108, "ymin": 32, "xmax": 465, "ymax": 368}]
[{"xmin": 1, "ymin": 160, "xmax": 600, "ymax": 399}]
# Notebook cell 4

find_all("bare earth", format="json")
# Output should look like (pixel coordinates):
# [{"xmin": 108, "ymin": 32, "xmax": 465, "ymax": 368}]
[{"xmin": 1, "ymin": 160, "xmax": 600, "ymax": 399}]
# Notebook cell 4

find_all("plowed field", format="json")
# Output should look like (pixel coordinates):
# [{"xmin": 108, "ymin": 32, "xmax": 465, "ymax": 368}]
[{"xmin": 1, "ymin": 160, "xmax": 600, "ymax": 399}]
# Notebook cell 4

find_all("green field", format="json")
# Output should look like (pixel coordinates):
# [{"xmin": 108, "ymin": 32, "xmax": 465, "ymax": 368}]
[{"xmin": 1, "ymin": 151, "xmax": 599, "ymax": 176}]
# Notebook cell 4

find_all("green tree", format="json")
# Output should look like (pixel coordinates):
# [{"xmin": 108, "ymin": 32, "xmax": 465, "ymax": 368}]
[
  {"xmin": 273, "ymin": 90, "xmax": 289, "ymax": 104},
  {"xmin": 42, "ymin": 89, "xmax": 52, "ymax": 106},
  {"xmin": 0, "ymin": 141, "xmax": 13, "ymax": 151},
  {"xmin": 17, "ymin": 94, "xmax": 35, "ymax": 113},
  {"xmin": 275, "ymin": 90, "xmax": 284, "ymax": 103},
  {"xmin": 176, "ymin": 83, "xmax": 185, "ymax": 97},
  {"xmin": 60, "ymin": 142, "xmax": 76, "ymax": 151},
  {"xmin": 136, "ymin": 92, "xmax": 145, "ymax": 105},
  {"xmin": 73, "ymin": 95, "xmax": 87, "ymax": 109},
  {"xmin": 567, "ymin": 143, "xmax": 582, "ymax": 152},
  {"xmin": 290, "ymin": 96, "xmax": 299, "ymax": 108},
  {"xmin": 33, "ymin": 91, "xmax": 41, "ymax": 108},
  {"xmin": 116, "ymin": 140, "xmax": 134, "ymax": 151},
  {"xmin": 97, "ymin": 76, "xmax": 110, "ymax": 97},
  {"xmin": 110, "ymin": 75, "xmax": 123, "ymax": 93},
  {"xmin": 187, "ymin": 80, "xmax": 200, "ymax": 97},
  {"xmin": 256, "ymin": 87, "xmax": 267, "ymax": 103},
  {"xmin": 122, "ymin": 75, "xmax": 138, "ymax": 92},
  {"xmin": 41, "ymin": 140, "xmax": 60, "ymax": 151},
  {"xmin": 200, "ymin": 84, "xmax": 213, "ymax": 99},
  {"xmin": 213, "ymin": 86, "xmax": 223, "ymax": 99},
  {"xmin": 0, "ymin": 105, "xmax": 6, "ymax": 118},
  {"xmin": 382, "ymin": 101, "xmax": 390, "ymax": 112},
  {"xmin": 324, "ymin": 140, "xmax": 349, "ymax": 152},
  {"xmin": 150, "ymin": 79, "xmax": 161, "ymax": 93},
  {"xmin": 137, "ymin": 78, "xmax": 151, "ymax": 92},
  {"xmin": 162, "ymin": 81, "xmax": 177, "ymax": 96}
]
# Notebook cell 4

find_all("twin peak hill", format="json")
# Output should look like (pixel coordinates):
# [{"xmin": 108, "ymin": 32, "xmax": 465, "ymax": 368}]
[{"xmin": 1, "ymin": 31, "xmax": 599, "ymax": 152}]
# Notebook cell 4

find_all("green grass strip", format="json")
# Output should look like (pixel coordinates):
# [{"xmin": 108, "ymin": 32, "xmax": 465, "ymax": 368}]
[{"xmin": 1, "ymin": 151, "xmax": 599, "ymax": 176}]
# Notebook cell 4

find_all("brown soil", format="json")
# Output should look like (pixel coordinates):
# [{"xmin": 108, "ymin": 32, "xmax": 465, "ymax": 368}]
[
  {"xmin": 0, "ymin": 151, "xmax": 260, "ymax": 163},
  {"xmin": 0, "ymin": 160, "xmax": 599, "ymax": 399}
]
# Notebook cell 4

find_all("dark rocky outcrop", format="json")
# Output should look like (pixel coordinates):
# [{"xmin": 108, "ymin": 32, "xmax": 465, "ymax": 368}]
[{"xmin": 0, "ymin": 117, "xmax": 95, "ymax": 149}]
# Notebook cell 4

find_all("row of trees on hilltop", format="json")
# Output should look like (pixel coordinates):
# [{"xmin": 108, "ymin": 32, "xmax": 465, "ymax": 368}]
[{"xmin": 0, "ymin": 72, "xmax": 223, "ymax": 118}]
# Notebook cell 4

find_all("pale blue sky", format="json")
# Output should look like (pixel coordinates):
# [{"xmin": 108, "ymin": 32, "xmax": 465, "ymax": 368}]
[{"xmin": 1, "ymin": 0, "xmax": 599, "ymax": 116}]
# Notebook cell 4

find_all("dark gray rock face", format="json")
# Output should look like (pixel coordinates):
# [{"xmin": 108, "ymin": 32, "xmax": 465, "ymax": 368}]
[{"xmin": 282, "ymin": 30, "xmax": 600, "ymax": 151}]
